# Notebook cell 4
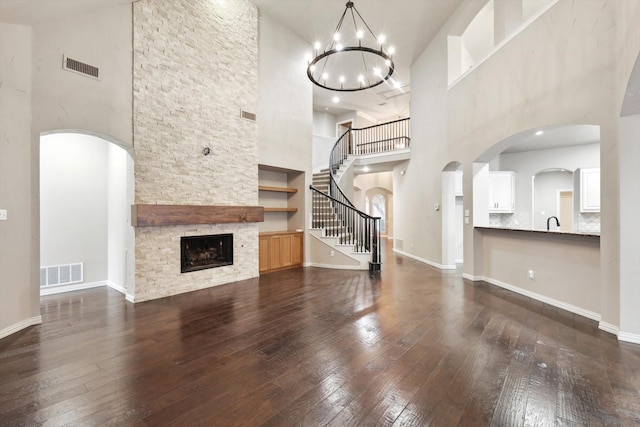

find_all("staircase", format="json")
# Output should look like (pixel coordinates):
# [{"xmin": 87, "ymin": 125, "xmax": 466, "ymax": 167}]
[
  {"xmin": 310, "ymin": 170, "xmax": 373, "ymax": 269},
  {"xmin": 309, "ymin": 118, "xmax": 411, "ymax": 273}
]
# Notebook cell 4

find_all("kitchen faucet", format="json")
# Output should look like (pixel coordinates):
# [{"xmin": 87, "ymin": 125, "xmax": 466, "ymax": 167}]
[{"xmin": 547, "ymin": 216, "xmax": 560, "ymax": 231}]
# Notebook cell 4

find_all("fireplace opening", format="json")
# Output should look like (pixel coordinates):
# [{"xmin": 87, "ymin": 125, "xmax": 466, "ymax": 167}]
[{"xmin": 181, "ymin": 234, "xmax": 233, "ymax": 273}]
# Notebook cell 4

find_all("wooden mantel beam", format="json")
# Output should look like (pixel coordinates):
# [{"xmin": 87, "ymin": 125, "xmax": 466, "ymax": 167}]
[{"xmin": 132, "ymin": 204, "xmax": 264, "ymax": 227}]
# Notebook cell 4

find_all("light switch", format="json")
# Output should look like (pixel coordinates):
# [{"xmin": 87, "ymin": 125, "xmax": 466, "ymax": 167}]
[
  {"xmin": 464, "ymin": 210, "xmax": 470, "ymax": 217},
  {"xmin": 464, "ymin": 217, "xmax": 469, "ymax": 224},
  {"xmin": 0, "ymin": 209, "xmax": 6, "ymax": 220},
  {"xmin": 434, "ymin": 203, "xmax": 440, "ymax": 211}
]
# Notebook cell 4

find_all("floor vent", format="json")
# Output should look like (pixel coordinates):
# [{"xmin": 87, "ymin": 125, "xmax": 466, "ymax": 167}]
[
  {"xmin": 240, "ymin": 110, "xmax": 257, "ymax": 121},
  {"xmin": 62, "ymin": 55, "xmax": 100, "ymax": 79},
  {"xmin": 40, "ymin": 263, "xmax": 84, "ymax": 287}
]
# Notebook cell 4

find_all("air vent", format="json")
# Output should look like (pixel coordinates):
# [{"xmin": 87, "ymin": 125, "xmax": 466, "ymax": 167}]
[
  {"xmin": 240, "ymin": 110, "xmax": 257, "ymax": 121},
  {"xmin": 378, "ymin": 84, "xmax": 410, "ymax": 100},
  {"xmin": 40, "ymin": 263, "xmax": 84, "ymax": 287},
  {"xmin": 62, "ymin": 55, "xmax": 100, "ymax": 80}
]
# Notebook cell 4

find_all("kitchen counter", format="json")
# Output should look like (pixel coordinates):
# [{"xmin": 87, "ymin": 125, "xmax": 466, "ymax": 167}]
[{"xmin": 475, "ymin": 226, "xmax": 600, "ymax": 239}]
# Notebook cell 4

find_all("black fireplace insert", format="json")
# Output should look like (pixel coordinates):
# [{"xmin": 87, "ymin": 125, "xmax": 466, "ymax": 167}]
[{"xmin": 180, "ymin": 234, "xmax": 233, "ymax": 273}]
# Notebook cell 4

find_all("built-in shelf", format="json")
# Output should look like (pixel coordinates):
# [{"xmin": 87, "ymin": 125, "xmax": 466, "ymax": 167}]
[
  {"xmin": 258, "ymin": 185, "xmax": 298, "ymax": 193},
  {"xmin": 258, "ymin": 166, "xmax": 304, "ymax": 234},
  {"xmin": 264, "ymin": 207, "xmax": 298, "ymax": 213}
]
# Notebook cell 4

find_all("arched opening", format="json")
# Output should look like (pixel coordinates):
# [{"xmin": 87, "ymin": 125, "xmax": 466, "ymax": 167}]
[
  {"xmin": 371, "ymin": 194, "xmax": 386, "ymax": 233},
  {"xmin": 472, "ymin": 124, "xmax": 600, "ymax": 232},
  {"xmin": 442, "ymin": 161, "xmax": 463, "ymax": 268},
  {"xmin": 39, "ymin": 131, "xmax": 134, "ymax": 299}
]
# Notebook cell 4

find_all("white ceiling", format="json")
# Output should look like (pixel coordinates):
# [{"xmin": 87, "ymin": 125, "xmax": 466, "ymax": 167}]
[
  {"xmin": 251, "ymin": 0, "xmax": 463, "ymax": 120},
  {"xmin": 501, "ymin": 125, "xmax": 600, "ymax": 154}
]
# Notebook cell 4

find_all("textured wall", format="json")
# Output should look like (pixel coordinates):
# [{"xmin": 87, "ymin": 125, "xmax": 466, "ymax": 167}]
[{"xmin": 133, "ymin": 0, "xmax": 259, "ymax": 301}]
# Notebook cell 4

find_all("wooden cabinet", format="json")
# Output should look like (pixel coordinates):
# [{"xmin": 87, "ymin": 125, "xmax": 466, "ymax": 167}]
[
  {"xmin": 259, "ymin": 231, "xmax": 303, "ymax": 274},
  {"xmin": 580, "ymin": 168, "xmax": 600, "ymax": 212},
  {"xmin": 489, "ymin": 172, "xmax": 515, "ymax": 213}
]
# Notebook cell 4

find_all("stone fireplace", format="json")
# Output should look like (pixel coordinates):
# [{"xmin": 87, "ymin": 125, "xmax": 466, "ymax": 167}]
[
  {"xmin": 181, "ymin": 233, "xmax": 233, "ymax": 273},
  {"xmin": 132, "ymin": 0, "xmax": 259, "ymax": 302}
]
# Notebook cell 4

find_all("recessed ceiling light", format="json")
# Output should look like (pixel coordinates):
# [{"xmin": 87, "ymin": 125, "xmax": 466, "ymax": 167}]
[
  {"xmin": 332, "ymin": 96, "xmax": 340, "ymax": 103},
  {"xmin": 535, "ymin": 130, "xmax": 544, "ymax": 136}
]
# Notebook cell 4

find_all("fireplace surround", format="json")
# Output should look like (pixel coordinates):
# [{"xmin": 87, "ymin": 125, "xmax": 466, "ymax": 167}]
[{"xmin": 181, "ymin": 234, "xmax": 233, "ymax": 273}]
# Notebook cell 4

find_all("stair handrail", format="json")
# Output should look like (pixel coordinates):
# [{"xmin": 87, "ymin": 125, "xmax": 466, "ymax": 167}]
[{"xmin": 310, "ymin": 185, "xmax": 381, "ymax": 269}]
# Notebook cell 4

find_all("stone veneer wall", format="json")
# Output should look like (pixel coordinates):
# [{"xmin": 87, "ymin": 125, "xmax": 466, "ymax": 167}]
[{"xmin": 133, "ymin": 0, "xmax": 258, "ymax": 302}]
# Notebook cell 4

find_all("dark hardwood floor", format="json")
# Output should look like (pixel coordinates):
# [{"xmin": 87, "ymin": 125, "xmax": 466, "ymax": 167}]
[{"xmin": 2, "ymin": 242, "xmax": 640, "ymax": 426}]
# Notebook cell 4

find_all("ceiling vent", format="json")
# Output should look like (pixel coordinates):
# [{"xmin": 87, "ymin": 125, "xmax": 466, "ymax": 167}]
[
  {"xmin": 378, "ymin": 84, "xmax": 410, "ymax": 100},
  {"xmin": 62, "ymin": 55, "xmax": 100, "ymax": 80},
  {"xmin": 240, "ymin": 110, "xmax": 257, "ymax": 122}
]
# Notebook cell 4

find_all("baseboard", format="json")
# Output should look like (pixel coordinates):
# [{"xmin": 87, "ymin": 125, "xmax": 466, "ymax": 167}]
[
  {"xmin": 306, "ymin": 262, "xmax": 365, "ymax": 270},
  {"xmin": 462, "ymin": 273, "xmax": 484, "ymax": 281},
  {"xmin": 0, "ymin": 316, "xmax": 42, "ymax": 340},
  {"xmin": 393, "ymin": 248, "xmax": 454, "ymax": 270},
  {"xmin": 599, "ymin": 322, "xmax": 640, "ymax": 344},
  {"xmin": 40, "ymin": 280, "xmax": 106, "ymax": 296},
  {"xmin": 106, "ymin": 281, "xmax": 126, "ymax": 294},
  {"xmin": 598, "ymin": 321, "xmax": 619, "ymax": 336},
  {"xmin": 125, "ymin": 293, "xmax": 135, "ymax": 303},
  {"xmin": 481, "ymin": 276, "xmax": 601, "ymax": 322},
  {"xmin": 106, "ymin": 281, "xmax": 135, "ymax": 303},
  {"xmin": 618, "ymin": 331, "xmax": 640, "ymax": 345}
]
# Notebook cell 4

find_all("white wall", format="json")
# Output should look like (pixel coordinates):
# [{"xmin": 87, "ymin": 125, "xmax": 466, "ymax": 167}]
[
  {"xmin": 312, "ymin": 135, "xmax": 335, "ymax": 173},
  {"xmin": 532, "ymin": 170, "xmax": 573, "ymax": 230},
  {"xmin": 312, "ymin": 111, "xmax": 338, "ymax": 172},
  {"xmin": 40, "ymin": 134, "xmax": 108, "ymax": 284},
  {"xmin": 313, "ymin": 111, "xmax": 337, "ymax": 137},
  {"xmin": 258, "ymin": 13, "xmax": 313, "ymax": 169},
  {"xmin": 0, "ymin": 23, "xmax": 40, "ymax": 337},
  {"xmin": 107, "ymin": 143, "xmax": 134, "ymax": 293},
  {"xmin": 619, "ymin": 113, "xmax": 640, "ymax": 338}
]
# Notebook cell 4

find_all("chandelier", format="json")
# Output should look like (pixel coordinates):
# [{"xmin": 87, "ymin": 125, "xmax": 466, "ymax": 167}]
[{"xmin": 307, "ymin": 1, "xmax": 395, "ymax": 92}]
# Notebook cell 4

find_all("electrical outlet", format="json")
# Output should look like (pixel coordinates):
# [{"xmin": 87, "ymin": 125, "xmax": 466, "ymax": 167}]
[
  {"xmin": 528, "ymin": 270, "xmax": 535, "ymax": 280},
  {"xmin": 330, "ymin": 250, "xmax": 335, "ymax": 257},
  {"xmin": 0, "ymin": 209, "xmax": 6, "ymax": 221}
]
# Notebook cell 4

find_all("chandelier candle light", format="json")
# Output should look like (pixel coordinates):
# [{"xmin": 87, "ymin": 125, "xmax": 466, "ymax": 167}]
[{"xmin": 307, "ymin": 1, "xmax": 396, "ymax": 92}]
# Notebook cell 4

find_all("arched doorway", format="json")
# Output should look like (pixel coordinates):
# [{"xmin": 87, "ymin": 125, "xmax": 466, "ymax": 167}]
[{"xmin": 39, "ymin": 131, "xmax": 134, "ymax": 299}]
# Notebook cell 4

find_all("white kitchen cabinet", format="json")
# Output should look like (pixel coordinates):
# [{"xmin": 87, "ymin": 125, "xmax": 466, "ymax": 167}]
[
  {"xmin": 580, "ymin": 168, "xmax": 600, "ymax": 212},
  {"xmin": 489, "ymin": 172, "xmax": 515, "ymax": 213},
  {"xmin": 454, "ymin": 171, "xmax": 463, "ymax": 196}
]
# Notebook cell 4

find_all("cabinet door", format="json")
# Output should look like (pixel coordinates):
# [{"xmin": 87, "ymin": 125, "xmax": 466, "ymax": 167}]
[
  {"xmin": 280, "ymin": 234, "xmax": 293, "ymax": 267},
  {"xmin": 270, "ymin": 236, "xmax": 283, "ymax": 269},
  {"xmin": 580, "ymin": 168, "xmax": 600, "ymax": 212},
  {"xmin": 489, "ymin": 172, "xmax": 515, "ymax": 213},
  {"xmin": 259, "ymin": 236, "xmax": 271, "ymax": 273}
]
